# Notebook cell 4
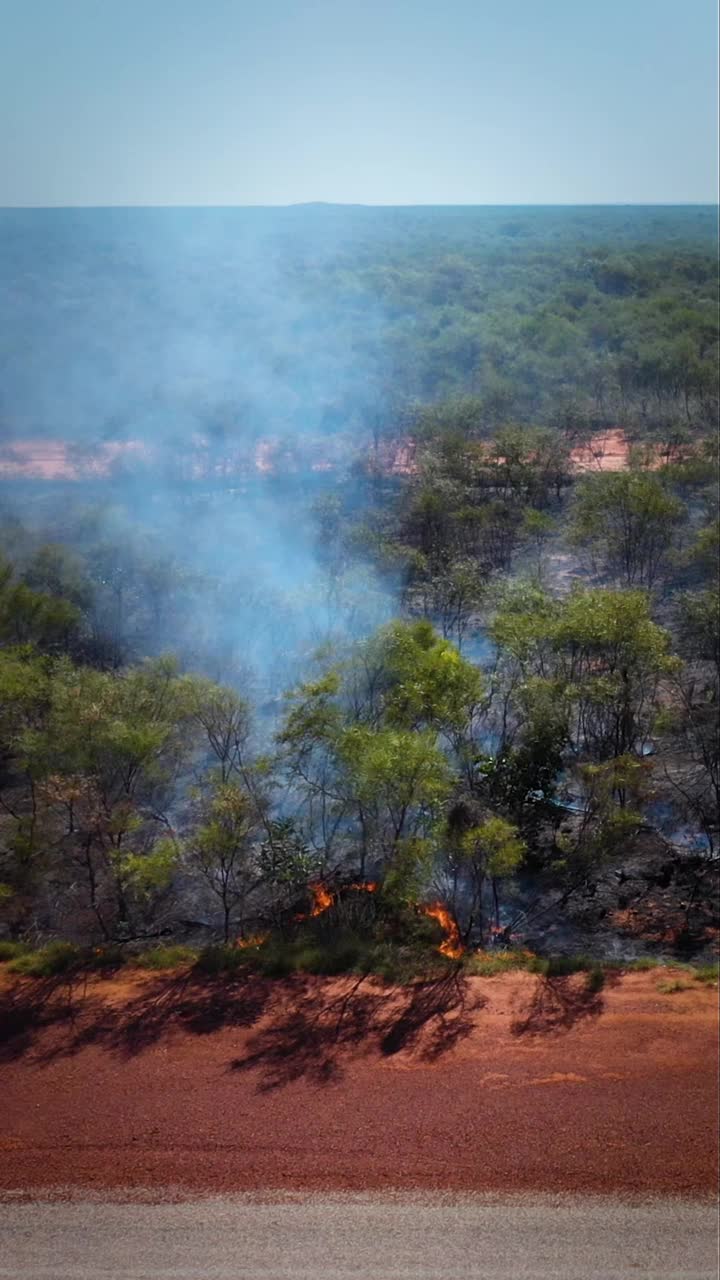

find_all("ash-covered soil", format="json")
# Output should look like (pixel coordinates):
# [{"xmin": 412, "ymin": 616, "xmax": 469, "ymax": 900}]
[{"xmin": 0, "ymin": 969, "xmax": 716, "ymax": 1199}]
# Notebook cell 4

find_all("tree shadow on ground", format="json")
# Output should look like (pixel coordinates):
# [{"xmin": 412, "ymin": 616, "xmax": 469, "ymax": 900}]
[
  {"xmin": 0, "ymin": 966, "xmax": 621, "ymax": 1082},
  {"xmin": 230, "ymin": 969, "xmax": 485, "ymax": 1091},
  {"xmin": 0, "ymin": 977, "xmax": 81, "ymax": 1063},
  {"xmin": 510, "ymin": 973, "xmax": 620, "ymax": 1037},
  {"xmin": 0, "ymin": 970, "xmax": 273, "ymax": 1065}
]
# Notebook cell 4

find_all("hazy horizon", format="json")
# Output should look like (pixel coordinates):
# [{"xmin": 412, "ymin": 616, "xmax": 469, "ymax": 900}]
[{"xmin": 1, "ymin": 0, "xmax": 717, "ymax": 207}]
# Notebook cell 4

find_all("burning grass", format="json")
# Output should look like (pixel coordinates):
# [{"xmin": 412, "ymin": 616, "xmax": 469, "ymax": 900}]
[{"xmin": 3, "ymin": 883, "xmax": 717, "ymax": 986}]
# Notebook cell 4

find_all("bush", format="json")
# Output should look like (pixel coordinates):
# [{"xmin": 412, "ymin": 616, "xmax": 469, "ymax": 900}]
[
  {"xmin": 8, "ymin": 941, "xmax": 82, "ymax": 977},
  {"xmin": 692, "ymin": 964, "xmax": 719, "ymax": 986},
  {"xmin": 130, "ymin": 945, "xmax": 197, "ymax": 971},
  {"xmin": 464, "ymin": 949, "xmax": 535, "ymax": 977},
  {"xmin": 585, "ymin": 964, "xmax": 605, "ymax": 993},
  {"xmin": 530, "ymin": 954, "xmax": 595, "ymax": 978},
  {"xmin": 195, "ymin": 944, "xmax": 249, "ymax": 975},
  {"xmin": 251, "ymin": 937, "xmax": 330, "ymax": 978},
  {"xmin": 0, "ymin": 940, "xmax": 29, "ymax": 962},
  {"xmin": 657, "ymin": 977, "xmax": 692, "ymax": 994},
  {"xmin": 85, "ymin": 945, "xmax": 126, "ymax": 970}
]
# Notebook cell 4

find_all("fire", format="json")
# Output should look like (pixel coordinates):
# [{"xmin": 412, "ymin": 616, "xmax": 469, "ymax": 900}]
[
  {"xmin": 349, "ymin": 881, "xmax": 378, "ymax": 893},
  {"xmin": 309, "ymin": 883, "xmax": 334, "ymax": 916},
  {"xmin": 236, "ymin": 933, "xmax": 269, "ymax": 949},
  {"xmin": 422, "ymin": 902, "xmax": 463, "ymax": 959},
  {"xmin": 293, "ymin": 882, "xmax": 335, "ymax": 922}
]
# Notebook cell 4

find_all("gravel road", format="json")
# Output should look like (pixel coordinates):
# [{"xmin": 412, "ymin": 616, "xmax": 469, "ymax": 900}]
[{"xmin": 1, "ymin": 1192, "xmax": 717, "ymax": 1279}]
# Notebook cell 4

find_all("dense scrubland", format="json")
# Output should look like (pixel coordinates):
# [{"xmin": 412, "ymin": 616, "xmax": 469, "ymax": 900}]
[{"xmin": 0, "ymin": 206, "xmax": 717, "ymax": 981}]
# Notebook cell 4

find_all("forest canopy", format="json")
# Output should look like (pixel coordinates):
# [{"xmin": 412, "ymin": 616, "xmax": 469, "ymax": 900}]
[{"xmin": 0, "ymin": 205, "xmax": 717, "ymax": 977}]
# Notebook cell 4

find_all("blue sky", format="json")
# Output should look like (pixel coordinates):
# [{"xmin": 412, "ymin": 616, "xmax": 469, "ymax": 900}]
[{"xmin": 0, "ymin": 0, "xmax": 717, "ymax": 205}]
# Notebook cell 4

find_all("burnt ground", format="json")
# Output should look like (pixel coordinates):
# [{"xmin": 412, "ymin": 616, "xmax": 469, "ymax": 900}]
[
  {"xmin": 510, "ymin": 831, "xmax": 719, "ymax": 963},
  {"xmin": 0, "ymin": 967, "xmax": 716, "ymax": 1200}
]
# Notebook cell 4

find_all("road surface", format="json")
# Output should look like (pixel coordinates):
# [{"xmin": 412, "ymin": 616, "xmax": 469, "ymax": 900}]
[{"xmin": 1, "ymin": 1192, "xmax": 717, "ymax": 1279}]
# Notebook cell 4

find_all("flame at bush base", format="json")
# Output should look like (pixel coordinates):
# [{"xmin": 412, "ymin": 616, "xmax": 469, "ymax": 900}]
[
  {"xmin": 422, "ymin": 903, "xmax": 463, "ymax": 959},
  {"xmin": 295, "ymin": 881, "xmax": 378, "ymax": 923},
  {"xmin": 309, "ymin": 884, "xmax": 334, "ymax": 916},
  {"xmin": 294, "ymin": 883, "xmax": 335, "ymax": 922},
  {"xmin": 235, "ymin": 933, "xmax": 269, "ymax": 949}
]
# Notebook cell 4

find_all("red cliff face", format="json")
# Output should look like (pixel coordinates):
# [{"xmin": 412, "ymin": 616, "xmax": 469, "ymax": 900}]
[
  {"xmin": 0, "ymin": 434, "xmax": 419, "ymax": 482},
  {"xmin": 0, "ymin": 430, "xmax": 685, "ymax": 483}
]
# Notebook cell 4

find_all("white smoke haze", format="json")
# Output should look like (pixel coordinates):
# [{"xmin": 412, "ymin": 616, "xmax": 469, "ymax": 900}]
[{"xmin": 0, "ymin": 208, "xmax": 403, "ymax": 702}]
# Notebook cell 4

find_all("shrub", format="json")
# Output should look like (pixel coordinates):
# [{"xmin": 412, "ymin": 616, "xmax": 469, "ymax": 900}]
[
  {"xmin": 0, "ymin": 940, "xmax": 29, "ymax": 962},
  {"xmin": 530, "ymin": 954, "xmax": 594, "ymax": 978},
  {"xmin": 85, "ymin": 945, "xmax": 126, "ymax": 970},
  {"xmin": 194, "ymin": 944, "xmax": 248, "ymax": 975},
  {"xmin": 585, "ymin": 964, "xmax": 605, "ymax": 993},
  {"xmin": 252, "ymin": 937, "xmax": 331, "ymax": 978},
  {"xmin": 8, "ymin": 941, "xmax": 82, "ymax": 977},
  {"xmin": 464, "ymin": 949, "xmax": 535, "ymax": 977},
  {"xmin": 692, "ymin": 964, "xmax": 719, "ymax": 986},
  {"xmin": 131, "ymin": 945, "xmax": 197, "ymax": 971},
  {"xmin": 657, "ymin": 977, "xmax": 692, "ymax": 994}
]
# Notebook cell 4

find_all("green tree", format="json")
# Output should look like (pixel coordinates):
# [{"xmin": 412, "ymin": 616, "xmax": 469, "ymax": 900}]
[
  {"xmin": 571, "ymin": 471, "xmax": 684, "ymax": 589},
  {"xmin": 187, "ymin": 781, "xmax": 257, "ymax": 942}
]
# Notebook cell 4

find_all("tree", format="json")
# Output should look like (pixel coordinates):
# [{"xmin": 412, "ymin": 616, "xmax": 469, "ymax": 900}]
[
  {"xmin": 571, "ymin": 471, "xmax": 684, "ymax": 589},
  {"xmin": 490, "ymin": 584, "xmax": 676, "ymax": 760},
  {"xmin": 442, "ymin": 812, "xmax": 525, "ymax": 944},
  {"xmin": 338, "ymin": 725, "xmax": 452, "ymax": 872},
  {"xmin": 187, "ymin": 781, "xmax": 257, "ymax": 942},
  {"xmin": 12, "ymin": 657, "xmax": 197, "ymax": 939},
  {"xmin": 0, "ymin": 554, "xmax": 81, "ymax": 653},
  {"xmin": 279, "ymin": 621, "xmax": 480, "ymax": 877}
]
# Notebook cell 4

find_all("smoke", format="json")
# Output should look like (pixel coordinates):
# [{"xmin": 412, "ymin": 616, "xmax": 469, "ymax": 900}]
[{"xmin": 0, "ymin": 208, "xmax": 401, "ymax": 701}]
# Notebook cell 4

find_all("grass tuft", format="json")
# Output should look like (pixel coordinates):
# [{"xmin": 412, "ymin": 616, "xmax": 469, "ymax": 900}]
[
  {"xmin": 692, "ymin": 964, "xmax": 719, "ymax": 986},
  {"xmin": 194, "ymin": 944, "xmax": 248, "ymax": 975},
  {"xmin": 464, "ymin": 949, "xmax": 535, "ymax": 977},
  {"xmin": 130, "ymin": 945, "xmax": 197, "ymax": 971},
  {"xmin": 656, "ymin": 977, "xmax": 692, "ymax": 994},
  {"xmin": 8, "ymin": 941, "xmax": 82, "ymax": 977},
  {"xmin": 530, "ymin": 954, "xmax": 596, "ymax": 978},
  {"xmin": 585, "ymin": 964, "xmax": 605, "ymax": 993},
  {"xmin": 0, "ymin": 940, "xmax": 29, "ymax": 962}
]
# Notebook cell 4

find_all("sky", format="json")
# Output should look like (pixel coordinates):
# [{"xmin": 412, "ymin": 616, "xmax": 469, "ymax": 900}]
[{"xmin": 0, "ymin": 0, "xmax": 717, "ymax": 206}]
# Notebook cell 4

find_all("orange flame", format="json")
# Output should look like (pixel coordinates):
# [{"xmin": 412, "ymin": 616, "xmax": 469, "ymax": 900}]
[
  {"xmin": 309, "ymin": 883, "xmax": 335, "ymax": 917},
  {"xmin": 422, "ymin": 902, "xmax": 463, "ymax": 959},
  {"xmin": 236, "ymin": 933, "xmax": 269, "ymax": 949},
  {"xmin": 349, "ymin": 881, "xmax": 378, "ymax": 893}
]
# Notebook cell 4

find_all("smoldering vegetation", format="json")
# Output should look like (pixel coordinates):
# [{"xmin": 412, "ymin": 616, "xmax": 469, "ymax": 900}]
[{"xmin": 0, "ymin": 206, "xmax": 717, "ymax": 974}]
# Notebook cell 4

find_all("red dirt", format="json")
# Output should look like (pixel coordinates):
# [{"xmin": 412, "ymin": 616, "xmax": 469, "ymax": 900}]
[
  {"xmin": 0, "ymin": 969, "xmax": 716, "ymax": 1199},
  {"xmin": 2, "ymin": 429, "xmax": 673, "ymax": 483}
]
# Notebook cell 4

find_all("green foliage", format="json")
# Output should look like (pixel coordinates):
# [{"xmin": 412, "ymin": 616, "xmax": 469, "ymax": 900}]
[
  {"xmin": 131, "ymin": 945, "xmax": 197, "ymax": 970},
  {"xmin": 8, "ymin": 941, "xmax": 82, "ymax": 976},
  {"xmin": 676, "ymin": 589, "xmax": 719, "ymax": 670},
  {"xmin": 382, "ymin": 838, "xmax": 435, "ymax": 906},
  {"xmin": 461, "ymin": 817, "xmax": 525, "ymax": 878},
  {"xmin": 194, "ymin": 944, "xmax": 248, "ymax": 975},
  {"xmin": 571, "ymin": 471, "xmax": 685, "ymax": 587},
  {"xmin": 464, "ymin": 949, "xmax": 535, "ymax": 976},
  {"xmin": 585, "ymin": 964, "xmax": 606, "ymax": 993},
  {"xmin": 339, "ymin": 727, "xmax": 451, "ymax": 819},
  {"xmin": 530, "ymin": 954, "xmax": 597, "ymax": 977},
  {"xmin": 116, "ymin": 840, "xmax": 179, "ymax": 898},
  {"xmin": 0, "ymin": 554, "xmax": 81, "ymax": 652},
  {"xmin": 656, "ymin": 977, "xmax": 692, "ymax": 994},
  {"xmin": 358, "ymin": 619, "xmax": 484, "ymax": 732},
  {"xmin": 693, "ymin": 964, "xmax": 720, "ymax": 986},
  {"xmin": 0, "ymin": 939, "xmax": 29, "ymax": 961}
]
